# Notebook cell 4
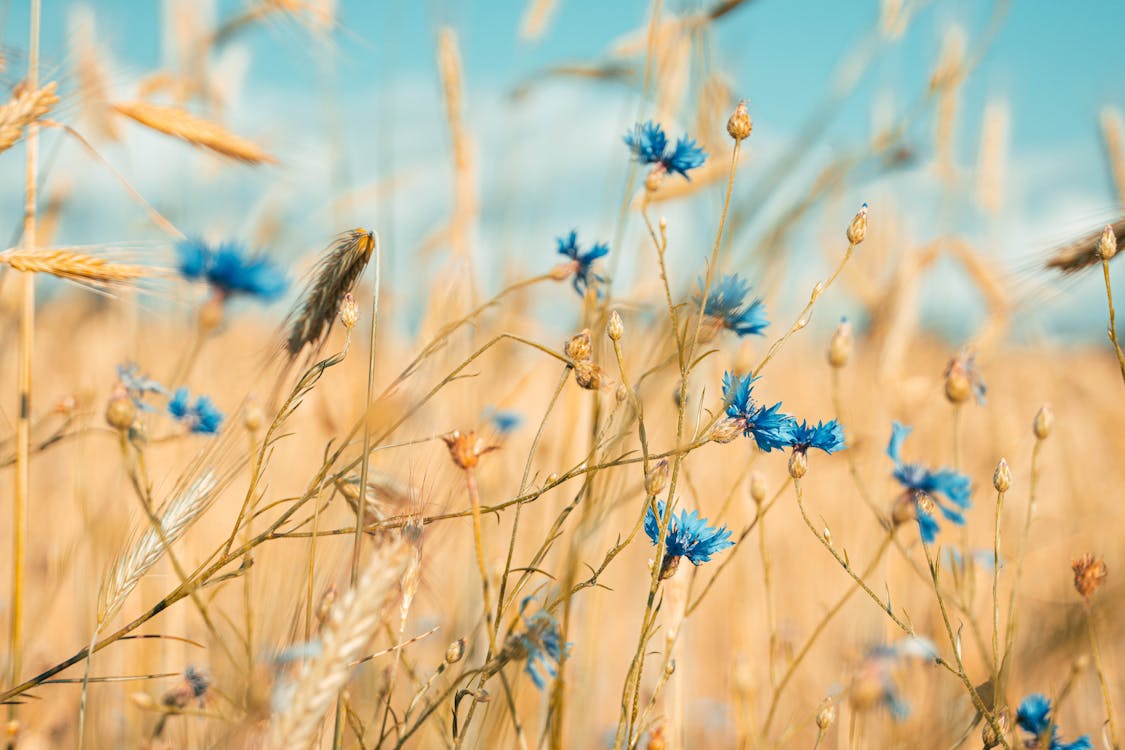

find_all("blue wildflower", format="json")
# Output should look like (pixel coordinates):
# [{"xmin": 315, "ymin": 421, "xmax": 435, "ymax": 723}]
[
  {"xmin": 168, "ymin": 387, "xmax": 224, "ymax": 435},
  {"xmin": 721, "ymin": 372, "xmax": 795, "ymax": 452},
  {"xmin": 176, "ymin": 238, "xmax": 289, "ymax": 302},
  {"xmin": 117, "ymin": 363, "xmax": 166, "ymax": 410},
  {"xmin": 853, "ymin": 637, "xmax": 937, "ymax": 720},
  {"xmin": 944, "ymin": 349, "xmax": 987, "ymax": 405},
  {"xmin": 555, "ymin": 230, "xmax": 609, "ymax": 296},
  {"xmin": 1016, "ymin": 694, "xmax": 1092, "ymax": 750},
  {"xmin": 509, "ymin": 598, "xmax": 567, "ymax": 690},
  {"xmin": 788, "ymin": 419, "xmax": 846, "ymax": 454},
  {"xmin": 487, "ymin": 408, "xmax": 523, "ymax": 435},
  {"xmin": 698, "ymin": 274, "xmax": 769, "ymax": 337},
  {"xmin": 887, "ymin": 422, "xmax": 972, "ymax": 544},
  {"xmin": 644, "ymin": 500, "xmax": 734, "ymax": 578},
  {"xmin": 624, "ymin": 120, "xmax": 707, "ymax": 179}
]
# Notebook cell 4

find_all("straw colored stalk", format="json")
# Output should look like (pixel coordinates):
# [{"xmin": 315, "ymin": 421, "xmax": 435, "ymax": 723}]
[
  {"xmin": 1102, "ymin": 107, "xmax": 1125, "ymax": 210},
  {"xmin": 0, "ymin": 248, "xmax": 148, "ymax": 288},
  {"xmin": 99, "ymin": 473, "xmax": 218, "ymax": 626},
  {"xmin": 270, "ymin": 539, "xmax": 416, "ymax": 750},
  {"xmin": 519, "ymin": 0, "xmax": 558, "ymax": 41},
  {"xmin": 112, "ymin": 100, "xmax": 278, "ymax": 164},
  {"xmin": 436, "ymin": 27, "xmax": 477, "ymax": 262},
  {"xmin": 70, "ymin": 6, "xmax": 119, "ymax": 141},
  {"xmin": 0, "ymin": 81, "xmax": 59, "ymax": 154},
  {"xmin": 976, "ymin": 99, "xmax": 1009, "ymax": 216}
]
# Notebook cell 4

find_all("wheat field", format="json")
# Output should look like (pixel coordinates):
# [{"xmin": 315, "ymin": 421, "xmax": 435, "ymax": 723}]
[{"xmin": 0, "ymin": 2, "xmax": 1122, "ymax": 749}]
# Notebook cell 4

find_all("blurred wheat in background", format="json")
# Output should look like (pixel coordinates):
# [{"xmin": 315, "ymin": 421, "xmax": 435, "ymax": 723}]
[{"xmin": 0, "ymin": 1, "xmax": 1122, "ymax": 749}]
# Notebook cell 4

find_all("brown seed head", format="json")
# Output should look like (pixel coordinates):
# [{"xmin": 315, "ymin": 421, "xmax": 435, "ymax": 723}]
[
  {"xmin": 993, "ymin": 458, "xmax": 1011, "ymax": 493},
  {"xmin": 573, "ymin": 361, "xmax": 605, "ymax": 391},
  {"xmin": 846, "ymin": 203, "xmax": 868, "ymax": 245},
  {"xmin": 441, "ymin": 430, "xmax": 497, "ymax": 470},
  {"xmin": 1071, "ymin": 554, "xmax": 1107, "ymax": 601},
  {"xmin": 726, "ymin": 100, "xmax": 752, "ymax": 141},
  {"xmin": 1033, "ymin": 404, "xmax": 1054, "ymax": 440},
  {"xmin": 243, "ymin": 399, "xmax": 264, "ymax": 433},
  {"xmin": 565, "ymin": 329, "xmax": 592, "ymax": 362},
  {"xmin": 1097, "ymin": 224, "xmax": 1118, "ymax": 260},
  {"xmin": 981, "ymin": 707, "xmax": 1009, "ymax": 748},
  {"xmin": 828, "ymin": 319, "xmax": 853, "ymax": 368}
]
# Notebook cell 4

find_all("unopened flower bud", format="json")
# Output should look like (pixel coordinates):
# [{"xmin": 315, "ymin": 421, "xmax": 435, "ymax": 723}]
[
  {"xmin": 1033, "ymin": 404, "xmax": 1053, "ymax": 440},
  {"xmin": 788, "ymin": 450, "xmax": 808, "ymax": 479},
  {"xmin": 615, "ymin": 383, "xmax": 628, "ymax": 403},
  {"xmin": 607, "ymin": 310, "xmax": 624, "ymax": 341},
  {"xmin": 1097, "ymin": 224, "xmax": 1117, "ymax": 260},
  {"xmin": 815, "ymin": 701, "xmax": 837, "ymax": 730},
  {"xmin": 645, "ymin": 168, "xmax": 664, "ymax": 193},
  {"xmin": 565, "ymin": 329, "xmax": 592, "ymax": 362},
  {"xmin": 106, "ymin": 391, "xmax": 137, "ymax": 432},
  {"xmin": 645, "ymin": 460, "xmax": 670, "ymax": 497},
  {"xmin": 130, "ymin": 692, "xmax": 156, "ymax": 710},
  {"xmin": 749, "ymin": 471, "xmax": 767, "ymax": 506},
  {"xmin": 944, "ymin": 370, "xmax": 972, "ymax": 404},
  {"xmin": 546, "ymin": 472, "xmax": 559, "ymax": 485},
  {"xmin": 890, "ymin": 490, "xmax": 917, "ymax": 527},
  {"xmin": 664, "ymin": 659, "xmax": 676, "ymax": 677},
  {"xmin": 339, "ymin": 292, "xmax": 359, "ymax": 330},
  {"xmin": 726, "ymin": 100, "xmax": 752, "ymax": 141},
  {"xmin": 992, "ymin": 458, "xmax": 1011, "ymax": 493},
  {"xmin": 243, "ymin": 399, "xmax": 264, "ymax": 433},
  {"xmin": 711, "ymin": 417, "xmax": 743, "ymax": 444},
  {"xmin": 445, "ymin": 637, "xmax": 467, "ymax": 664},
  {"xmin": 828, "ymin": 319, "xmax": 853, "ymax": 368},
  {"xmin": 846, "ymin": 203, "xmax": 868, "ymax": 245},
  {"xmin": 981, "ymin": 707, "xmax": 1009, "ymax": 748}
]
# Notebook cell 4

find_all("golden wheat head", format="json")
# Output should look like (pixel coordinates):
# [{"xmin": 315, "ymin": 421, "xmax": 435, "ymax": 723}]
[{"xmin": 112, "ymin": 100, "xmax": 278, "ymax": 164}]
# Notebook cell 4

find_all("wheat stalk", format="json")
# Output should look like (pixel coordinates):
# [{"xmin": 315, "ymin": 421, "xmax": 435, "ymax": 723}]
[
  {"xmin": 0, "ymin": 248, "xmax": 149, "ymax": 287},
  {"xmin": 112, "ymin": 100, "xmax": 278, "ymax": 164},
  {"xmin": 0, "ymin": 81, "xmax": 58, "ymax": 154},
  {"xmin": 270, "ymin": 539, "xmax": 416, "ymax": 750},
  {"xmin": 99, "ymin": 472, "xmax": 218, "ymax": 625}
]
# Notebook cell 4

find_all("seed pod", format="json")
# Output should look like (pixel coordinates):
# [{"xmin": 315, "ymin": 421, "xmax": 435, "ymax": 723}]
[
  {"xmin": 565, "ymin": 329, "xmax": 592, "ymax": 362},
  {"xmin": 105, "ymin": 391, "xmax": 137, "ymax": 432},
  {"xmin": 788, "ymin": 450, "xmax": 808, "ymax": 479},
  {"xmin": 645, "ymin": 460, "xmax": 670, "ymax": 497},
  {"xmin": 607, "ymin": 310, "xmax": 624, "ymax": 341},
  {"xmin": 993, "ymin": 458, "xmax": 1011, "ymax": 493},
  {"xmin": 339, "ymin": 292, "xmax": 359, "ymax": 330},
  {"xmin": 1097, "ymin": 224, "xmax": 1117, "ymax": 260},
  {"xmin": 1033, "ymin": 404, "xmax": 1053, "ymax": 440},
  {"xmin": 726, "ymin": 100, "xmax": 752, "ymax": 141},
  {"xmin": 828, "ymin": 319, "xmax": 853, "ymax": 368},
  {"xmin": 815, "ymin": 701, "xmax": 836, "ymax": 730},
  {"xmin": 846, "ymin": 203, "xmax": 868, "ymax": 245}
]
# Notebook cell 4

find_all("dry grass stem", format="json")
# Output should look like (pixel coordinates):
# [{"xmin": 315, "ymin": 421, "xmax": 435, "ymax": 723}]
[{"xmin": 112, "ymin": 100, "xmax": 278, "ymax": 163}]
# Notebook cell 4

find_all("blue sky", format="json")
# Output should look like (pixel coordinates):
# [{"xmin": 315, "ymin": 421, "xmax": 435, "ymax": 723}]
[{"xmin": 1, "ymin": 1, "xmax": 1123, "ymax": 342}]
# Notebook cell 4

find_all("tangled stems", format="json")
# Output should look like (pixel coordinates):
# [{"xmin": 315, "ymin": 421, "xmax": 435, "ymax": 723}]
[
  {"xmin": 1000, "ymin": 435, "xmax": 1044, "ymax": 687},
  {"xmin": 1083, "ymin": 600, "xmax": 1121, "ymax": 750},
  {"xmin": 791, "ymin": 479, "xmax": 1011, "ymax": 750}
]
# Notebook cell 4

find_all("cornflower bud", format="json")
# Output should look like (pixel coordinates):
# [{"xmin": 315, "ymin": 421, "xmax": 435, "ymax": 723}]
[
  {"xmin": 788, "ymin": 450, "xmax": 808, "ymax": 479},
  {"xmin": 607, "ymin": 310, "xmax": 624, "ymax": 341},
  {"xmin": 992, "ymin": 458, "xmax": 1011, "ymax": 493},
  {"xmin": 1033, "ymin": 404, "xmax": 1053, "ymax": 440},
  {"xmin": 828, "ymin": 319, "xmax": 853, "ymax": 368},
  {"xmin": 565, "ymin": 329, "xmax": 592, "ymax": 362},
  {"xmin": 1097, "ymin": 224, "xmax": 1117, "ymax": 260},
  {"xmin": 846, "ymin": 203, "xmax": 868, "ymax": 245},
  {"xmin": 726, "ymin": 100, "xmax": 752, "ymax": 141},
  {"xmin": 645, "ymin": 459, "xmax": 670, "ymax": 497},
  {"xmin": 815, "ymin": 701, "xmax": 837, "ymax": 730},
  {"xmin": 339, "ymin": 292, "xmax": 359, "ymax": 330},
  {"xmin": 105, "ymin": 388, "xmax": 136, "ymax": 432},
  {"xmin": 445, "ymin": 637, "xmax": 467, "ymax": 664}
]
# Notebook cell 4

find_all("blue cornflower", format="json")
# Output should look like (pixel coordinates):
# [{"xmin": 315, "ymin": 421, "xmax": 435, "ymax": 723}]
[
  {"xmin": 486, "ymin": 408, "xmax": 523, "ymax": 435},
  {"xmin": 644, "ymin": 500, "xmax": 734, "ymax": 579},
  {"xmin": 168, "ymin": 387, "xmax": 224, "ymax": 435},
  {"xmin": 117, "ymin": 363, "xmax": 166, "ymax": 410},
  {"xmin": 698, "ymin": 274, "xmax": 769, "ymax": 337},
  {"xmin": 853, "ymin": 637, "xmax": 937, "ymax": 720},
  {"xmin": 1016, "ymin": 694, "xmax": 1092, "ymax": 750},
  {"xmin": 788, "ymin": 419, "xmax": 846, "ymax": 454},
  {"xmin": 624, "ymin": 120, "xmax": 707, "ymax": 179},
  {"xmin": 721, "ymin": 372, "xmax": 795, "ymax": 452},
  {"xmin": 176, "ymin": 238, "xmax": 289, "ymax": 302},
  {"xmin": 887, "ymin": 422, "xmax": 972, "ymax": 544},
  {"xmin": 509, "ymin": 598, "xmax": 568, "ymax": 690},
  {"xmin": 555, "ymin": 230, "xmax": 609, "ymax": 296}
]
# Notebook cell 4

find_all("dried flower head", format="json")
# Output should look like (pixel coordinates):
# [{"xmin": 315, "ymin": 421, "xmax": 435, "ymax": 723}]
[
  {"xmin": 339, "ymin": 292, "xmax": 359, "ymax": 330},
  {"xmin": 1071, "ymin": 554, "xmax": 1107, "ymax": 601},
  {"xmin": 981, "ymin": 706, "xmax": 1010, "ymax": 749},
  {"xmin": 573, "ymin": 361, "xmax": 606, "ymax": 391},
  {"xmin": 847, "ymin": 203, "xmax": 869, "ymax": 245},
  {"xmin": 815, "ymin": 700, "xmax": 837, "ymax": 730},
  {"xmin": 726, "ymin": 100, "xmax": 752, "ymax": 141},
  {"xmin": 565, "ymin": 329, "xmax": 592, "ymax": 362},
  {"xmin": 441, "ymin": 430, "xmax": 498, "ymax": 471},
  {"xmin": 445, "ymin": 638, "xmax": 467, "ymax": 664}
]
